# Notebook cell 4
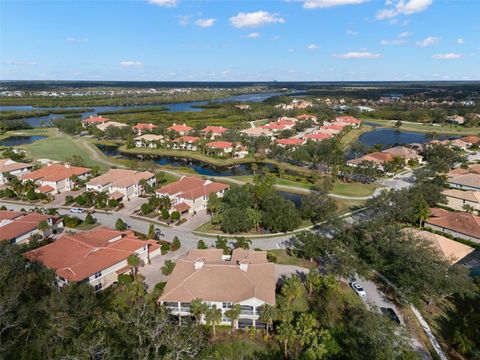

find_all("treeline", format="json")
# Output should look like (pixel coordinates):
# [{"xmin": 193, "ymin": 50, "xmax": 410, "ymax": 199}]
[
  {"xmin": 0, "ymin": 119, "xmax": 32, "ymax": 131},
  {"xmin": 97, "ymin": 106, "xmax": 168, "ymax": 115},
  {"xmin": 0, "ymin": 108, "xmax": 92, "ymax": 121}
]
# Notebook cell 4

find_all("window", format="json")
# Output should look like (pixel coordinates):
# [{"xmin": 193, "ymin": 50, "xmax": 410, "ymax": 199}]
[
  {"xmin": 94, "ymin": 271, "xmax": 102, "ymax": 279},
  {"xmin": 94, "ymin": 283, "xmax": 102, "ymax": 291},
  {"xmin": 222, "ymin": 302, "xmax": 232, "ymax": 309}
]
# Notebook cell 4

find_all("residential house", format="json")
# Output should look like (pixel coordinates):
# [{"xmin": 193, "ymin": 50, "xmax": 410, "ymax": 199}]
[
  {"xmin": 159, "ymin": 248, "xmax": 275, "ymax": 329},
  {"xmin": 0, "ymin": 159, "xmax": 35, "ymax": 184},
  {"xmin": 0, "ymin": 210, "xmax": 63, "ymax": 245},
  {"xmin": 172, "ymin": 136, "xmax": 200, "ymax": 151},
  {"xmin": 240, "ymin": 127, "xmax": 273, "ymax": 138},
  {"xmin": 403, "ymin": 228, "xmax": 475, "ymax": 264},
  {"xmin": 235, "ymin": 104, "xmax": 250, "ymax": 110},
  {"xmin": 132, "ymin": 123, "xmax": 158, "ymax": 135},
  {"xmin": 425, "ymin": 208, "xmax": 480, "ymax": 243},
  {"xmin": 21, "ymin": 163, "xmax": 91, "ymax": 194},
  {"xmin": 296, "ymin": 114, "xmax": 317, "ymax": 122},
  {"xmin": 86, "ymin": 169, "xmax": 155, "ymax": 200},
  {"xmin": 347, "ymin": 152, "xmax": 395, "ymax": 171},
  {"xmin": 156, "ymin": 176, "xmax": 229, "ymax": 215},
  {"xmin": 167, "ymin": 123, "xmax": 193, "ymax": 136},
  {"xmin": 24, "ymin": 227, "xmax": 160, "ymax": 290},
  {"xmin": 303, "ymin": 133, "xmax": 332, "ymax": 142},
  {"xmin": 382, "ymin": 146, "xmax": 423, "ymax": 163},
  {"xmin": 134, "ymin": 134, "xmax": 164, "ymax": 148},
  {"xmin": 446, "ymin": 115, "xmax": 465, "ymax": 125},
  {"xmin": 82, "ymin": 115, "xmax": 109, "ymax": 127},
  {"xmin": 96, "ymin": 121, "xmax": 128, "ymax": 131},
  {"xmin": 335, "ymin": 116, "xmax": 361, "ymax": 128},
  {"xmin": 201, "ymin": 126, "xmax": 228, "ymax": 139},
  {"xmin": 447, "ymin": 172, "xmax": 480, "ymax": 191},
  {"xmin": 276, "ymin": 138, "xmax": 305, "ymax": 147},
  {"xmin": 459, "ymin": 135, "xmax": 480, "ymax": 146},
  {"xmin": 443, "ymin": 189, "xmax": 480, "ymax": 211},
  {"xmin": 317, "ymin": 125, "xmax": 344, "ymax": 135}
]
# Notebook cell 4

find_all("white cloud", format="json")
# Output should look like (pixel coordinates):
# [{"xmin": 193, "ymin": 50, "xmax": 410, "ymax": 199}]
[
  {"xmin": 398, "ymin": 31, "xmax": 412, "ymax": 38},
  {"xmin": 195, "ymin": 18, "xmax": 215, "ymax": 28},
  {"xmin": 334, "ymin": 51, "xmax": 382, "ymax": 59},
  {"xmin": 380, "ymin": 39, "xmax": 406, "ymax": 45},
  {"xmin": 416, "ymin": 36, "xmax": 440, "ymax": 47},
  {"xmin": 66, "ymin": 37, "xmax": 88, "ymax": 43},
  {"xmin": 457, "ymin": 38, "xmax": 465, "ymax": 44},
  {"xmin": 245, "ymin": 32, "xmax": 261, "ymax": 38},
  {"xmin": 177, "ymin": 15, "xmax": 191, "ymax": 26},
  {"xmin": 347, "ymin": 30, "xmax": 359, "ymax": 36},
  {"xmin": 302, "ymin": 0, "xmax": 369, "ymax": 9},
  {"xmin": 148, "ymin": 0, "xmax": 177, "ymax": 7},
  {"xmin": 229, "ymin": 11, "xmax": 285, "ymax": 28},
  {"xmin": 432, "ymin": 53, "xmax": 462, "ymax": 59},
  {"xmin": 119, "ymin": 61, "xmax": 144, "ymax": 67},
  {"xmin": 376, "ymin": 0, "xmax": 432, "ymax": 20},
  {"xmin": 307, "ymin": 44, "xmax": 320, "ymax": 49},
  {"xmin": 4, "ymin": 60, "xmax": 37, "ymax": 65}
]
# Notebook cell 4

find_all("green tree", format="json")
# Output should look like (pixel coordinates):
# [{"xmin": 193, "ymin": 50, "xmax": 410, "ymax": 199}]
[
  {"xmin": 197, "ymin": 239, "xmax": 208, "ymax": 249},
  {"xmin": 162, "ymin": 260, "xmax": 175, "ymax": 275},
  {"xmin": 147, "ymin": 224, "xmax": 155, "ymax": 239},
  {"xmin": 189, "ymin": 299, "xmax": 208, "ymax": 324},
  {"xmin": 259, "ymin": 303, "xmax": 276, "ymax": 336},
  {"xmin": 127, "ymin": 254, "xmax": 141, "ymax": 278},
  {"xmin": 170, "ymin": 211, "xmax": 180, "ymax": 221},
  {"xmin": 37, "ymin": 220, "xmax": 49, "ymax": 233},
  {"xmin": 205, "ymin": 305, "xmax": 222, "ymax": 337},
  {"xmin": 233, "ymin": 237, "xmax": 252, "ymax": 249},
  {"xmin": 224, "ymin": 304, "xmax": 241, "ymax": 333},
  {"xmin": 84, "ymin": 213, "xmax": 95, "ymax": 225},
  {"xmin": 115, "ymin": 218, "xmax": 126, "ymax": 231},
  {"xmin": 305, "ymin": 269, "xmax": 323, "ymax": 296},
  {"xmin": 171, "ymin": 236, "xmax": 181, "ymax": 251}
]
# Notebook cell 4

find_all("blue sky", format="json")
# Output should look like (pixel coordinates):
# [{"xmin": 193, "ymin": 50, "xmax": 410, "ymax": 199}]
[{"xmin": 1, "ymin": 0, "xmax": 479, "ymax": 81}]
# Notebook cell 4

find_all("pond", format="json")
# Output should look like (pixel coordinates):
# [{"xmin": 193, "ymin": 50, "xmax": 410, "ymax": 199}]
[
  {"xmin": 96, "ymin": 144, "xmax": 276, "ymax": 177},
  {"xmin": 0, "ymin": 135, "xmax": 47, "ymax": 146},
  {"xmin": 358, "ymin": 126, "xmax": 456, "ymax": 149},
  {"xmin": 0, "ymin": 91, "xmax": 286, "ymax": 127}
]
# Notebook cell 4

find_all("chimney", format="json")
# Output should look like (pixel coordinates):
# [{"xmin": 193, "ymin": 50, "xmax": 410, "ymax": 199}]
[
  {"xmin": 239, "ymin": 260, "xmax": 249, "ymax": 272},
  {"xmin": 194, "ymin": 259, "xmax": 204, "ymax": 270},
  {"xmin": 64, "ymin": 162, "xmax": 71, "ymax": 168}
]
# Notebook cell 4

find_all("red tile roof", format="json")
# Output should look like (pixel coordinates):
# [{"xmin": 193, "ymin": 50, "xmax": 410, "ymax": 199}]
[
  {"xmin": 426, "ymin": 208, "xmax": 480, "ymax": 240},
  {"xmin": 206, "ymin": 141, "xmax": 233, "ymax": 149},
  {"xmin": 276, "ymin": 138, "xmax": 304, "ymax": 146},
  {"xmin": 304, "ymin": 133, "xmax": 332, "ymax": 141},
  {"xmin": 0, "ymin": 211, "xmax": 60, "ymax": 242},
  {"xmin": 335, "ymin": 116, "xmax": 361, "ymax": 124},
  {"xmin": 22, "ymin": 163, "xmax": 91, "ymax": 183},
  {"xmin": 82, "ymin": 116, "xmax": 109, "ymax": 124},
  {"xmin": 24, "ymin": 227, "xmax": 150, "ymax": 282},
  {"xmin": 156, "ymin": 176, "xmax": 229, "ymax": 201},
  {"xmin": 202, "ymin": 126, "xmax": 228, "ymax": 134},
  {"xmin": 132, "ymin": 123, "xmax": 158, "ymax": 130},
  {"xmin": 172, "ymin": 136, "xmax": 199, "ymax": 143},
  {"xmin": 167, "ymin": 124, "xmax": 193, "ymax": 132}
]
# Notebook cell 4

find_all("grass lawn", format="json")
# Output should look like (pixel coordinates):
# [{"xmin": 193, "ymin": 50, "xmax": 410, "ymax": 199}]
[
  {"xmin": 0, "ymin": 127, "xmax": 54, "ymax": 141},
  {"xmin": 335, "ymin": 198, "xmax": 366, "ymax": 213},
  {"xmin": 267, "ymin": 249, "xmax": 317, "ymax": 269},
  {"xmin": 331, "ymin": 181, "xmax": 378, "ymax": 197},
  {"xmin": 364, "ymin": 118, "xmax": 480, "ymax": 136},
  {"xmin": 340, "ymin": 125, "xmax": 374, "ymax": 149},
  {"xmin": 76, "ymin": 221, "xmax": 101, "ymax": 231}
]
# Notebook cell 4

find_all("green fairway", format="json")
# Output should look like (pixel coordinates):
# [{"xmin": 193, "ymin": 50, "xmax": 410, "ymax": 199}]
[
  {"xmin": 364, "ymin": 119, "xmax": 480, "ymax": 136},
  {"xmin": 331, "ymin": 181, "xmax": 378, "ymax": 197}
]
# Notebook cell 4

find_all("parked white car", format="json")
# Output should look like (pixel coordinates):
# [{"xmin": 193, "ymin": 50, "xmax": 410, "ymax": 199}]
[
  {"xmin": 70, "ymin": 208, "xmax": 84, "ymax": 214},
  {"xmin": 351, "ymin": 282, "xmax": 366, "ymax": 297}
]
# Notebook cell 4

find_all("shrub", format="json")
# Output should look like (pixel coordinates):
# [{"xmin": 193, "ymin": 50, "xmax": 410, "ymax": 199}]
[
  {"xmin": 141, "ymin": 203, "xmax": 152, "ymax": 215},
  {"xmin": 115, "ymin": 218, "xmax": 126, "ymax": 231},
  {"xmin": 117, "ymin": 274, "xmax": 134, "ymax": 285},
  {"xmin": 267, "ymin": 252, "xmax": 278, "ymax": 263},
  {"xmin": 108, "ymin": 199, "xmax": 119, "ymax": 208},
  {"xmin": 84, "ymin": 213, "xmax": 95, "ymax": 225},
  {"xmin": 197, "ymin": 239, "xmax": 208, "ymax": 249},
  {"xmin": 0, "ymin": 205, "xmax": 6, "ymax": 210},
  {"xmin": 171, "ymin": 236, "xmax": 181, "ymax": 251},
  {"xmin": 64, "ymin": 216, "xmax": 81, "ymax": 228},
  {"xmin": 161, "ymin": 209, "xmax": 170, "ymax": 220},
  {"xmin": 26, "ymin": 189, "xmax": 36, "ymax": 201},
  {"xmin": 36, "ymin": 193, "xmax": 46, "ymax": 200},
  {"xmin": 65, "ymin": 195, "xmax": 74, "ymax": 204},
  {"xmin": 75, "ymin": 195, "xmax": 86, "ymax": 205},
  {"xmin": 4, "ymin": 188, "xmax": 16, "ymax": 198},
  {"xmin": 170, "ymin": 211, "xmax": 181, "ymax": 221},
  {"xmin": 162, "ymin": 260, "xmax": 176, "ymax": 275},
  {"xmin": 154, "ymin": 281, "xmax": 166, "ymax": 294},
  {"xmin": 161, "ymin": 243, "xmax": 170, "ymax": 255}
]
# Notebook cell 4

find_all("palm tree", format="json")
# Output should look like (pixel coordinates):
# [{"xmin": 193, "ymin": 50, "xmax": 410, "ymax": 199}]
[
  {"xmin": 258, "ymin": 304, "xmax": 275, "ymax": 336},
  {"xmin": 127, "ymin": 254, "xmax": 141, "ymax": 278},
  {"xmin": 233, "ymin": 237, "xmax": 252, "ymax": 250},
  {"xmin": 305, "ymin": 269, "xmax": 323, "ymax": 296},
  {"xmin": 277, "ymin": 322, "xmax": 297, "ymax": 359},
  {"xmin": 205, "ymin": 305, "xmax": 222, "ymax": 337},
  {"xmin": 416, "ymin": 202, "xmax": 430, "ymax": 227},
  {"xmin": 37, "ymin": 220, "xmax": 50, "ymax": 234},
  {"xmin": 190, "ymin": 299, "xmax": 207, "ymax": 324},
  {"xmin": 281, "ymin": 276, "xmax": 304, "ymax": 305},
  {"xmin": 224, "ymin": 304, "xmax": 241, "ymax": 333}
]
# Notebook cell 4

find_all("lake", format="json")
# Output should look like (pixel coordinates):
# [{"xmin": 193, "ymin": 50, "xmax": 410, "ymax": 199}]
[
  {"xmin": 0, "ymin": 91, "xmax": 285, "ymax": 127},
  {"xmin": 0, "ymin": 135, "xmax": 47, "ymax": 146}
]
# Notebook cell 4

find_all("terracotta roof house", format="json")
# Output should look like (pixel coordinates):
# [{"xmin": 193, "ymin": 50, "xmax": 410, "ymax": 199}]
[
  {"xmin": 335, "ymin": 116, "xmax": 361, "ymax": 128},
  {"xmin": 167, "ymin": 123, "xmax": 193, "ymax": 135},
  {"xmin": 201, "ymin": 126, "xmax": 228, "ymax": 139},
  {"xmin": 446, "ymin": 115, "xmax": 465, "ymax": 125},
  {"xmin": 24, "ymin": 226, "xmax": 160, "ymax": 290},
  {"xmin": 206, "ymin": 141, "xmax": 233, "ymax": 156},
  {"xmin": 459, "ymin": 135, "xmax": 480, "ymax": 145},
  {"xmin": 276, "ymin": 138, "xmax": 305, "ymax": 147},
  {"xmin": 0, "ymin": 159, "xmax": 35, "ymax": 184},
  {"xmin": 171, "ymin": 136, "xmax": 200, "ymax": 151},
  {"xmin": 304, "ymin": 133, "xmax": 332, "ymax": 142},
  {"xmin": 0, "ymin": 210, "xmax": 63, "ymax": 245},
  {"xmin": 317, "ymin": 126, "xmax": 343, "ymax": 135},
  {"xmin": 260, "ymin": 123, "xmax": 287, "ymax": 132},
  {"xmin": 96, "ymin": 121, "xmax": 128, "ymax": 131},
  {"xmin": 132, "ymin": 123, "xmax": 158, "ymax": 135},
  {"xmin": 156, "ymin": 176, "xmax": 229, "ymax": 214},
  {"xmin": 425, "ymin": 208, "xmax": 480, "ymax": 243},
  {"xmin": 240, "ymin": 127, "xmax": 273, "ymax": 138},
  {"xmin": 403, "ymin": 228, "xmax": 475, "ymax": 264},
  {"xmin": 86, "ymin": 169, "xmax": 155, "ymax": 199},
  {"xmin": 347, "ymin": 152, "xmax": 395, "ymax": 171},
  {"xmin": 449, "ymin": 164, "xmax": 480, "ymax": 176},
  {"xmin": 159, "ymin": 248, "xmax": 275, "ymax": 329},
  {"xmin": 296, "ymin": 114, "xmax": 317, "ymax": 122},
  {"xmin": 134, "ymin": 134, "xmax": 164, "ymax": 148},
  {"xmin": 82, "ymin": 116, "xmax": 109, "ymax": 126},
  {"xmin": 447, "ymin": 173, "xmax": 480, "ymax": 191},
  {"xmin": 443, "ymin": 189, "xmax": 480, "ymax": 211},
  {"xmin": 382, "ymin": 146, "xmax": 423, "ymax": 162},
  {"xmin": 21, "ymin": 163, "xmax": 91, "ymax": 193}
]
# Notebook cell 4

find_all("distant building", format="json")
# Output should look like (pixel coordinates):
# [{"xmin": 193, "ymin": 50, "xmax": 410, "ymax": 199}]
[
  {"xmin": 167, "ymin": 123, "xmax": 193, "ymax": 135},
  {"xmin": 276, "ymin": 138, "xmax": 305, "ymax": 147},
  {"xmin": 0, "ymin": 210, "xmax": 63, "ymax": 245},
  {"xmin": 425, "ymin": 208, "xmax": 480, "ymax": 243},
  {"xmin": 159, "ymin": 248, "xmax": 275, "ymax": 329},
  {"xmin": 171, "ymin": 136, "xmax": 200, "ymax": 151},
  {"xmin": 134, "ymin": 134, "xmax": 164, "ymax": 148},
  {"xmin": 132, "ymin": 123, "xmax": 158, "ymax": 135},
  {"xmin": 96, "ymin": 121, "xmax": 128, "ymax": 131},
  {"xmin": 240, "ymin": 127, "xmax": 273, "ymax": 138},
  {"xmin": 443, "ymin": 189, "xmax": 480, "ymax": 211},
  {"xmin": 24, "ymin": 227, "xmax": 160, "ymax": 290},
  {"xmin": 0, "ymin": 159, "xmax": 35, "ymax": 184},
  {"xmin": 382, "ymin": 146, "xmax": 423, "ymax": 163},
  {"xmin": 447, "ymin": 172, "xmax": 480, "ymax": 191},
  {"xmin": 201, "ymin": 126, "xmax": 228, "ymax": 139},
  {"xmin": 446, "ymin": 115, "xmax": 465, "ymax": 125},
  {"xmin": 82, "ymin": 116, "xmax": 109, "ymax": 127}
]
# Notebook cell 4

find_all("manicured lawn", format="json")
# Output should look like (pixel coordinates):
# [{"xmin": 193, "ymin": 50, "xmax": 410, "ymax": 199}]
[
  {"xmin": 335, "ymin": 198, "xmax": 366, "ymax": 214},
  {"xmin": 340, "ymin": 125, "xmax": 374, "ymax": 148},
  {"xmin": 331, "ymin": 181, "xmax": 378, "ymax": 197},
  {"xmin": 267, "ymin": 249, "xmax": 317, "ymax": 269},
  {"xmin": 364, "ymin": 118, "xmax": 480, "ymax": 136},
  {"xmin": 0, "ymin": 127, "xmax": 55, "ymax": 141}
]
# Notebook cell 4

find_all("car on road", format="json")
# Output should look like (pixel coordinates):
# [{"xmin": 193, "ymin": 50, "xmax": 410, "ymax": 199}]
[
  {"xmin": 70, "ymin": 208, "xmax": 84, "ymax": 214},
  {"xmin": 381, "ymin": 307, "xmax": 401, "ymax": 324},
  {"xmin": 351, "ymin": 282, "xmax": 366, "ymax": 297}
]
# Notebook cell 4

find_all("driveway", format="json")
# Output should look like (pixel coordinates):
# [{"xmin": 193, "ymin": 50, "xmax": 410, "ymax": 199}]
[
  {"xmin": 275, "ymin": 264, "xmax": 309, "ymax": 281},
  {"xmin": 50, "ymin": 189, "xmax": 84, "ymax": 207},
  {"xmin": 140, "ymin": 247, "xmax": 188, "ymax": 291},
  {"xmin": 175, "ymin": 209, "xmax": 210, "ymax": 231}
]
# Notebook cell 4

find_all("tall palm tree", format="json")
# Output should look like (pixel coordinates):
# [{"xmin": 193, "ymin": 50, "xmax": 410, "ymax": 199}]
[
  {"xmin": 224, "ymin": 304, "xmax": 241, "ymax": 333},
  {"xmin": 416, "ymin": 202, "xmax": 430, "ymax": 227},
  {"xmin": 190, "ymin": 299, "xmax": 207, "ymax": 324},
  {"xmin": 281, "ymin": 276, "xmax": 304, "ymax": 305},
  {"xmin": 233, "ymin": 237, "xmax": 252, "ymax": 250},
  {"xmin": 277, "ymin": 322, "xmax": 297, "ymax": 359},
  {"xmin": 205, "ymin": 305, "xmax": 222, "ymax": 337},
  {"xmin": 259, "ymin": 304, "xmax": 276, "ymax": 336},
  {"xmin": 305, "ymin": 269, "xmax": 323, "ymax": 296},
  {"xmin": 127, "ymin": 254, "xmax": 141, "ymax": 278}
]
